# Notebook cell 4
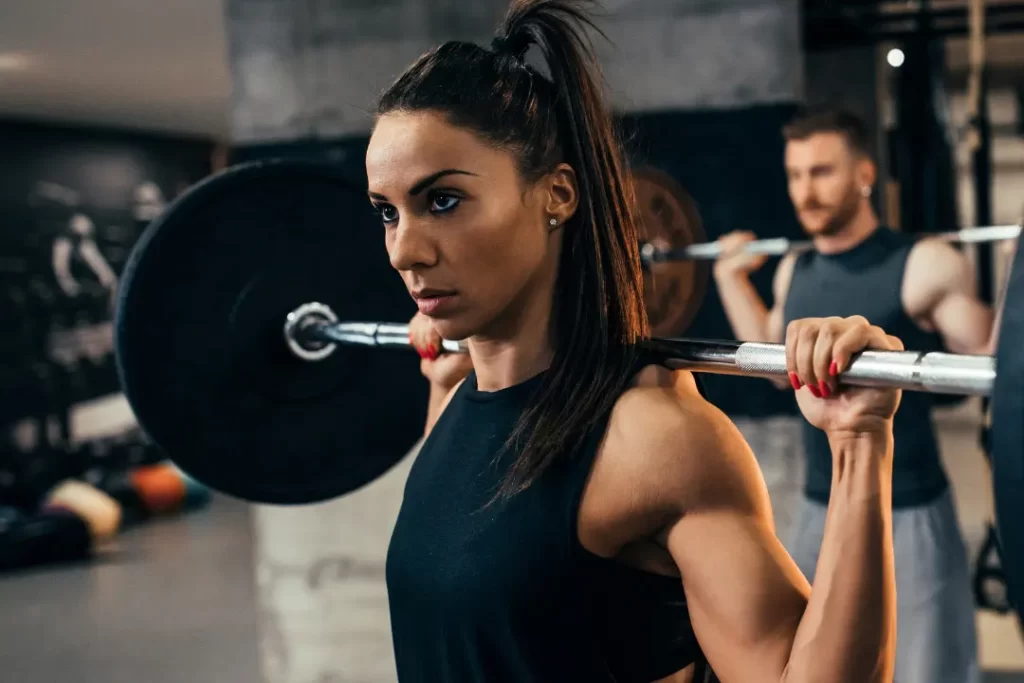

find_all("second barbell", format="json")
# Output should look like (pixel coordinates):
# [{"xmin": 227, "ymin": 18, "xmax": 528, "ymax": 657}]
[{"xmin": 640, "ymin": 224, "xmax": 1022, "ymax": 264}]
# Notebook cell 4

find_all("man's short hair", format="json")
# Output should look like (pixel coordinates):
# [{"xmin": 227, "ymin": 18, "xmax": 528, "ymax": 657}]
[{"xmin": 782, "ymin": 106, "xmax": 871, "ymax": 157}]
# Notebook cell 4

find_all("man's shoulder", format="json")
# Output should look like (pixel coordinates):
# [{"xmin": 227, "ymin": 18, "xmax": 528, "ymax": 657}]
[
  {"xmin": 905, "ymin": 237, "xmax": 970, "ymax": 290},
  {"xmin": 901, "ymin": 236, "xmax": 973, "ymax": 317}
]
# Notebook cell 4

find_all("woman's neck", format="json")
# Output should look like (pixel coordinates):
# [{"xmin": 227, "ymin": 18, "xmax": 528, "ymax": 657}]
[
  {"xmin": 469, "ymin": 227, "xmax": 563, "ymax": 392},
  {"xmin": 469, "ymin": 282, "xmax": 557, "ymax": 392},
  {"xmin": 468, "ymin": 335, "xmax": 554, "ymax": 393}
]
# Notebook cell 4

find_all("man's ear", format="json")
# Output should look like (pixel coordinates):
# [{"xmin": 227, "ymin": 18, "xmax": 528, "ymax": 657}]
[
  {"xmin": 856, "ymin": 155, "xmax": 877, "ymax": 195},
  {"xmin": 544, "ymin": 163, "xmax": 579, "ymax": 226}
]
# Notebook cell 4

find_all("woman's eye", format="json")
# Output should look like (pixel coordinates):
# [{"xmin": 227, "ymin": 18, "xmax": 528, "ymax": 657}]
[
  {"xmin": 375, "ymin": 204, "xmax": 398, "ymax": 224},
  {"xmin": 430, "ymin": 193, "xmax": 460, "ymax": 213}
]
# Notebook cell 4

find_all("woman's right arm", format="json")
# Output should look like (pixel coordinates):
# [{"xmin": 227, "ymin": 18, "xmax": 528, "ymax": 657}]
[
  {"xmin": 408, "ymin": 313, "xmax": 473, "ymax": 437},
  {"xmin": 424, "ymin": 380, "xmax": 462, "ymax": 436}
]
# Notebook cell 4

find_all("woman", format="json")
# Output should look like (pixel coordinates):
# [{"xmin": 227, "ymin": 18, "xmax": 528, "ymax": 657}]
[{"xmin": 369, "ymin": 1, "xmax": 900, "ymax": 681}]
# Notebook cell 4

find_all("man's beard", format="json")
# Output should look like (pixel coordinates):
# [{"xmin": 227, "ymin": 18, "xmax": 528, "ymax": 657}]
[{"xmin": 799, "ymin": 189, "xmax": 861, "ymax": 236}]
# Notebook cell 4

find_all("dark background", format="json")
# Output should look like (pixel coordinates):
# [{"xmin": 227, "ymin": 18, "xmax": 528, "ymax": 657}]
[{"xmin": 0, "ymin": 118, "xmax": 213, "ymax": 499}]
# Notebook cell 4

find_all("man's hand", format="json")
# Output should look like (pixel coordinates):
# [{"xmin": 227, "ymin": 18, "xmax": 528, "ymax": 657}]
[{"xmin": 714, "ymin": 231, "xmax": 770, "ymax": 279}]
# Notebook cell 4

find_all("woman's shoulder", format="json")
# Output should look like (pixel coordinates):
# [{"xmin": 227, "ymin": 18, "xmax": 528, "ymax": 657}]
[
  {"xmin": 609, "ymin": 365, "xmax": 720, "ymax": 453},
  {"xmin": 597, "ymin": 366, "xmax": 767, "ymax": 515}
]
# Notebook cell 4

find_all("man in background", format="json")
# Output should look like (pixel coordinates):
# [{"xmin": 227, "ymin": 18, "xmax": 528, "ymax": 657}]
[{"xmin": 714, "ymin": 106, "xmax": 1002, "ymax": 683}]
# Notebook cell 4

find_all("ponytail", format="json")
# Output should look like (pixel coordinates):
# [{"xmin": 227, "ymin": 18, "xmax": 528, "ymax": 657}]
[
  {"xmin": 490, "ymin": 0, "xmax": 648, "ymax": 497},
  {"xmin": 377, "ymin": 0, "xmax": 649, "ymax": 497}
]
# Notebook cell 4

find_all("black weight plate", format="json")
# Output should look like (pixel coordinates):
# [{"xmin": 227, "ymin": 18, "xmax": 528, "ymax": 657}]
[
  {"xmin": 992, "ymin": 234, "xmax": 1024, "ymax": 619},
  {"xmin": 114, "ymin": 160, "xmax": 426, "ymax": 505}
]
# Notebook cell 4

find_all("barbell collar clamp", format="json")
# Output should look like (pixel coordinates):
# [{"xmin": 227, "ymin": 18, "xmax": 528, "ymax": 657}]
[{"xmin": 283, "ymin": 302, "xmax": 339, "ymax": 361}]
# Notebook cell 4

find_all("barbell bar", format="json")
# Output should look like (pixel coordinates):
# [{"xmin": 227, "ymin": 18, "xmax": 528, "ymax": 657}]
[
  {"xmin": 287, "ymin": 303, "xmax": 996, "ymax": 398},
  {"xmin": 640, "ymin": 223, "xmax": 1022, "ymax": 264},
  {"xmin": 110, "ymin": 159, "xmax": 1024, "ymax": 618}
]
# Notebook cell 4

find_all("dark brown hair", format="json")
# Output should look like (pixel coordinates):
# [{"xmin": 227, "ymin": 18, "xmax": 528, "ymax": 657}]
[
  {"xmin": 376, "ymin": 0, "xmax": 649, "ymax": 498},
  {"xmin": 782, "ymin": 105, "xmax": 872, "ymax": 157}
]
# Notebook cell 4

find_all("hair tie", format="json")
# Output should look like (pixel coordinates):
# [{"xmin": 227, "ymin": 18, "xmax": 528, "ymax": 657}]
[{"xmin": 490, "ymin": 32, "xmax": 530, "ymax": 62}]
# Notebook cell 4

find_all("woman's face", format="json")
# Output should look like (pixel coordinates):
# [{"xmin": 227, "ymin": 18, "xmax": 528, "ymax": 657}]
[{"xmin": 366, "ymin": 110, "xmax": 575, "ymax": 342}]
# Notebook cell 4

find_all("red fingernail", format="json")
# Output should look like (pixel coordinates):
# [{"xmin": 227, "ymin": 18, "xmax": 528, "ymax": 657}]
[
  {"xmin": 789, "ymin": 372, "xmax": 801, "ymax": 390},
  {"xmin": 808, "ymin": 384, "xmax": 822, "ymax": 398},
  {"xmin": 819, "ymin": 381, "xmax": 831, "ymax": 398},
  {"xmin": 415, "ymin": 348, "xmax": 425, "ymax": 358},
  {"xmin": 829, "ymin": 360, "xmax": 838, "ymax": 376}
]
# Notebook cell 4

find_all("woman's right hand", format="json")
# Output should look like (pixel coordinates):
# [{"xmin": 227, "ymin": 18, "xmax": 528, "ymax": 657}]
[{"xmin": 408, "ymin": 312, "xmax": 474, "ymax": 389}]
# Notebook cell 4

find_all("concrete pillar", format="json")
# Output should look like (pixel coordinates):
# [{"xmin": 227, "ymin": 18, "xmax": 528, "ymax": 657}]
[
  {"xmin": 598, "ymin": 0, "xmax": 802, "ymax": 111},
  {"xmin": 227, "ymin": 0, "xmax": 505, "ymax": 144},
  {"xmin": 805, "ymin": 45, "xmax": 887, "ymax": 196},
  {"xmin": 253, "ymin": 444, "xmax": 420, "ymax": 683},
  {"xmin": 224, "ymin": 2, "xmax": 803, "ymax": 682}
]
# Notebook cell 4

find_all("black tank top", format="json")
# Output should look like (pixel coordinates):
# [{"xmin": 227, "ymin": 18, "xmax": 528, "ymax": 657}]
[
  {"xmin": 782, "ymin": 227, "xmax": 947, "ymax": 508},
  {"xmin": 386, "ymin": 364, "xmax": 704, "ymax": 683}
]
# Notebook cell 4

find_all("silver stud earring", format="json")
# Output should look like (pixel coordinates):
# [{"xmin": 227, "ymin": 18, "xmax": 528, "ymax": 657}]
[
  {"xmin": 861, "ymin": 185, "xmax": 872, "ymax": 197},
  {"xmin": 549, "ymin": 218, "xmax": 558, "ymax": 226}
]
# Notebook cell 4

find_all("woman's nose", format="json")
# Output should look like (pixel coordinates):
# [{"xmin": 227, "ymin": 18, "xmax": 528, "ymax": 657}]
[{"xmin": 387, "ymin": 219, "xmax": 436, "ymax": 272}]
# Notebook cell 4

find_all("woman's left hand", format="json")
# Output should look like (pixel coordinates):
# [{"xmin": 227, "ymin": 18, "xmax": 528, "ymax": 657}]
[{"xmin": 786, "ymin": 316, "xmax": 904, "ymax": 438}]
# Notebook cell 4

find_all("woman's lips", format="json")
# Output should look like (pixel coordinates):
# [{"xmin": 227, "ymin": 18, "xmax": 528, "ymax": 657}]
[{"xmin": 412, "ymin": 290, "xmax": 458, "ymax": 315}]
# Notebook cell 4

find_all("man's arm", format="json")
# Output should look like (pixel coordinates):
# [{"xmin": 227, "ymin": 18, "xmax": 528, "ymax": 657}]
[
  {"xmin": 52, "ymin": 237, "xmax": 79, "ymax": 296},
  {"xmin": 610, "ymin": 389, "xmax": 894, "ymax": 682},
  {"xmin": 904, "ymin": 239, "xmax": 995, "ymax": 355},
  {"xmin": 715, "ymin": 252, "xmax": 796, "ymax": 344},
  {"xmin": 79, "ymin": 240, "xmax": 118, "ymax": 289},
  {"xmin": 715, "ymin": 252, "xmax": 796, "ymax": 389}
]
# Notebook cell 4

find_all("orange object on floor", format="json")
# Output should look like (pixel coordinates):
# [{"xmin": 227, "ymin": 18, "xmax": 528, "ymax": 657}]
[{"xmin": 130, "ymin": 464, "xmax": 187, "ymax": 515}]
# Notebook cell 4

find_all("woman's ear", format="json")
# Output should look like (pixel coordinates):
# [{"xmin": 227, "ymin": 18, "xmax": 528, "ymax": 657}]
[{"xmin": 545, "ymin": 163, "xmax": 578, "ymax": 226}]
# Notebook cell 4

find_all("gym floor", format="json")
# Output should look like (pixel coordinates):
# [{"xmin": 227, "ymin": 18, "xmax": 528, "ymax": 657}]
[{"xmin": 0, "ymin": 398, "xmax": 1021, "ymax": 682}]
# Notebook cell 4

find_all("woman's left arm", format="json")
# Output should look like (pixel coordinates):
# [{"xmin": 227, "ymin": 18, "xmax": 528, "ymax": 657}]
[
  {"xmin": 601, "ymin": 379, "xmax": 891, "ymax": 682},
  {"xmin": 624, "ymin": 394, "xmax": 809, "ymax": 681}
]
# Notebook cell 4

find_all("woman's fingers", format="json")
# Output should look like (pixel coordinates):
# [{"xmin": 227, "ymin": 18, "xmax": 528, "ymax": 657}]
[
  {"xmin": 408, "ymin": 314, "xmax": 443, "ymax": 359},
  {"xmin": 786, "ymin": 316, "xmax": 904, "ymax": 398}
]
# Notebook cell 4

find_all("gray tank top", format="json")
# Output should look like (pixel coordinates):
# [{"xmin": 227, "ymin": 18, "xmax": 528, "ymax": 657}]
[{"xmin": 782, "ymin": 227, "xmax": 948, "ymax": 508}]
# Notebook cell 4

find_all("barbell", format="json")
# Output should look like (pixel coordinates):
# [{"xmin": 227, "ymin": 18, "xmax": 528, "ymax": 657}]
[
  {"xmin": 113, "ymin": 159, "xmax": 1024, "ymax": 613},
  {"xmin": 640, "ymin": 223, "xmax": 1022, "ymax": 264},
  {"xmin": 287, "ymin": 304, "xmax": 995, "ymax": 396}
]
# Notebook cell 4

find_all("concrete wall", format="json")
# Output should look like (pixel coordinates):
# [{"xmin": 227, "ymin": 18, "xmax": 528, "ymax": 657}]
[{"xmin": 226, "ymin": 0, "xmax": 802, "ymax": 142}]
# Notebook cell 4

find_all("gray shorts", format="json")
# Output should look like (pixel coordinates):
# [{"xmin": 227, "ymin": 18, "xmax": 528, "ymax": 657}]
[{"xmin": 788, "ymin": 490, "xmax": 980, "ymax": 683}]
